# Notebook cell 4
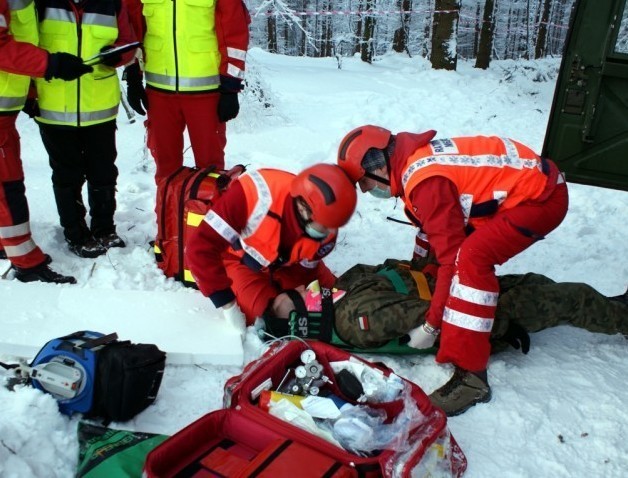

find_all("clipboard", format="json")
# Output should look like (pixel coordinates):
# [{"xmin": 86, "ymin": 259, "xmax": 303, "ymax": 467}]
[{"xmin": 83, "ymin": 41, "xmax": 142, "ymax": 66}]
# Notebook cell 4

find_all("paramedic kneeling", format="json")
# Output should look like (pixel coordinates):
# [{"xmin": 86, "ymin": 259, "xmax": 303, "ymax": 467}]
[{"xmin": 186, "ymin": 164, "xmax": 357, "ymax": 336}]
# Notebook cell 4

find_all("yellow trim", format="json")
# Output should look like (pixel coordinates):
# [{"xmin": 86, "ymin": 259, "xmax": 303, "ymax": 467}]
[
  {"xmin": 183, "ymin": 269, "xmax": 196, "ymax": 283},
  {"xmin": 186, "ymin": 211, "xmax": 205, "ymax": 227},
  {"xmin": 154, "ymin": 244, "xmax": 162, "ymax": 254},
  {"xmin": 410, "ymin": 270, "xmax": 432, "ymax": 301}
]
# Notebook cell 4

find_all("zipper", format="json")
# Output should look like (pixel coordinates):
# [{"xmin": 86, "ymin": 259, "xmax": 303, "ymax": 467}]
[
  {"xmin": 171, "ymin": 0, "xmax": 179, "ymax": 92},
  {"xmin": 70, "ymin": 2, "xmax": 82, "ymax": 126}
]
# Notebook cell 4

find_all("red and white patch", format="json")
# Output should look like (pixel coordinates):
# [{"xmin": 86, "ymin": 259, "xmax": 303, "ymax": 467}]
[{"xmin": 358, "ymin": 315, "xmax": 369, "ymax": 331}]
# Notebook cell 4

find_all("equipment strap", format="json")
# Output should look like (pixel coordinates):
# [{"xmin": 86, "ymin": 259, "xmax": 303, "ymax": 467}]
[
  {"xmin": 376, "ymin": 267, "xmax": 409, "ymax": 295},
  {"xmin": 409, "ymin": 270, "xmax": 433, "ymax": 301}
]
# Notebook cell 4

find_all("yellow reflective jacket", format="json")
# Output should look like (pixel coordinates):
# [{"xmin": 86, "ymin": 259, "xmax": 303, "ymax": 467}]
[
  {"xmin": 0, "ymin": 0, "xmax": 38, "ymax": 113},
  {"xmin": 35, "ymin": 0, "xmax": 120, "ymax": 126}
]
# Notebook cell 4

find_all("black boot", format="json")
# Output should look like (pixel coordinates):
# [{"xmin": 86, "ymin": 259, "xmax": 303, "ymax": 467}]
[
  {"xmin": 14, "ymin": 261, "xmax": 76, "ymax": 284},
  {"xmin": 88, "ymin": 184, "xmax": 125, "ymax": 249},
  {"xmin": 0, "ymin": 249, "xmax": 6, "ymax": 260},
  {"xmin": 54, "ymin": 185, "xmax": 107, "ymax": 258}
]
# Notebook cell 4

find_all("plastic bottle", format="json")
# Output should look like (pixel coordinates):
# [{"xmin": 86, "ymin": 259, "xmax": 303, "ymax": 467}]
[{"xmin": 258, "ymin": 390, "xmax": 305, "ymax": 411}]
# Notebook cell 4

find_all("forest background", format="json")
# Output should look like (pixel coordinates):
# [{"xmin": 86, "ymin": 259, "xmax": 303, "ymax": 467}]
[{"xmin": 246, "ymin": 0, "xmax": 579, "ymax": 68}]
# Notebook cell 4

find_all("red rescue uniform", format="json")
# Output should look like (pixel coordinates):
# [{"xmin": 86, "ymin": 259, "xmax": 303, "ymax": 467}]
[
  {"xmin": 0, "ymin": 0, "xmax": 48, "ymax": 268},
  {"xmin": 390, "ymin": 135, "xmax": 568, "ymax": 371},
  {"xmin": 187, "ymin": 169, "xmax": 337, "ymax": 324}
]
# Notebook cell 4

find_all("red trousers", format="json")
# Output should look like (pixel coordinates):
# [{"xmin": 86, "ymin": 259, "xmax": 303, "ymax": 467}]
[
  {"xmin": 223, "ymin": 253, "xmax": 336, "ymax": 325},
  {"xmin": 0, "ymin": 114, "xmax": 46, "ymax": 269},
  {"xmin": 146, "ymin": 89, "xmax": 226, "ymax": 183},
  {"xmin": 436, "ymin": 179, "xmax": 569, "ymax": 371}
]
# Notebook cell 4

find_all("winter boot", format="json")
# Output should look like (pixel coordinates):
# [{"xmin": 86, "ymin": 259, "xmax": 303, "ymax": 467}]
[
  {"xmin": 87, "ymin": 184, "xmax": 125, "ymax": 248},
  {"xmin": 0, "ymin": 249, "xmax": 6, "ymax": 260},
  {"xmin": 429, "ymin": 367, "xmax": 492, "ymax": 416},
  {"xmin": 66, "ymin": 235, "xmax": 108, "ymax": 258},
  {"xmin": 14, "ymin": 261, "xmax": 76, "ymax": 284}
]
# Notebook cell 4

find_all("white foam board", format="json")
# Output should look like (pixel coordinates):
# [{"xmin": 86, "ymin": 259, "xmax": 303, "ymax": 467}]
[{"xmin": 0, "ymin": 281, "xmax": 243, "ymax": 366}]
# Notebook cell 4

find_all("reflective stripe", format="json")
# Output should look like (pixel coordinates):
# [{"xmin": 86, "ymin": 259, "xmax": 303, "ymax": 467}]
[
  {"xmin": 4, "ymin": 239, "xmax": 37, "ymax": 257},
  {"xmin": 0, "ymin": 96, "xmax": 27, "ymax": 110},
  {"xmin": 402, "ymin": 153, "xmax": 541, "ymax": 190},
  {"xmin": 413, "ymin": 244, "xmax": 428, "ymax": 257},
  {"xmin": 0, "ymin": 14, "xmax": 6, "ymax": 27},
  {"xmin": 145, "ymin": 72, "xmax": 219, "ymax": 88},
  {"xmin": 450, "ymin": 275, "xmax": 498, "ymax": 306},
  {"xmin": 82, "ymin": 12, "xmax": 116, "ymax": 27},
  {"xmin": 299, "ymin": 258, "xmax": 319, "ymax": 269},
  {"xmin": 8, "ymin": 0, "xmax": 33, "ymax": 9},
  {"xmin": 443, "ymin": 307, "xmax": 493, "ymax": 332},
  {"xmin": 241, "ymin": 170, "xmax": 272, "ymax": 239},
  {"xmin": 500, "ymin": 137, "xmax": 520, "ymax": 162},
  {"xmin": 416, "ymin": 230, "xmax": 428, "ymax": 242},
  {"xmin": 204, "ymin": 210, "xmax": 239, "ymax": 244},
  {"xmin": 183, "ymin": 269, "xmax": 196, "ymax": 283},
  {"xmin": 38, "ymin": 106, "xmax": 118, "ymax": 123},
  {"xmin": 0, "ymin": 222, "xmax": 31, "ymax": 239},
  {"xmin": 227, "ymin": 47, "xmax": 246, "ymax": 61},
  {"xmin": 45, "ymin": 7, "xmax": 75, "ymax": 23},
  {"xmin": 227, "ymin": 64, "xmax": 244, "ymax": 79},
  {"xmin": 241, "ymin": 243, "xmax": 270, "ymax": 268},
  {"xmin": 459, "ymin": 193, "xmax": 473, "ymax": 223},
  {"xmin": 557, "ymin": 172, "xmax": 565, "ymax": 184},
  {"xmin": 186, "ymin": 211, "xmax": 204, "ymax": 227}
]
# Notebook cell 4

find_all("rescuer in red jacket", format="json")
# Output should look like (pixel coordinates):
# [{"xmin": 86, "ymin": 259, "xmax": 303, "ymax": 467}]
[
  {"xmin": 0, "ymin": 0, "xmax": 92, "ymax": 283},
  {"xmin": 337, "ymin": 125, "xmax": 569, "ymax": 416},
  {"xmin": 186, "ymin": 164, "xmax": 357, "ymax": 336},
  {"xmin": 122, "ymin": 0, "xmax": 250, "ymax": 183}
]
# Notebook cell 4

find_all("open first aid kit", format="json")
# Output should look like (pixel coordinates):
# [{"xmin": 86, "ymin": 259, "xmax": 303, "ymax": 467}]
[{"xmin": 144, "ymin": 340, "xmax": 466, "ymax": 477}]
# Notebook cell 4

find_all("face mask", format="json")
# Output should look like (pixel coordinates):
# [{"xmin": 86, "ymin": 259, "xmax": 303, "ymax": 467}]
[
  {"xmin": 368, "ymin": 185, "xmax": 392, "ymax": 199},
  {"xmin": 304, "ymin": 223, "xmax": 330, "ymax": 240}
]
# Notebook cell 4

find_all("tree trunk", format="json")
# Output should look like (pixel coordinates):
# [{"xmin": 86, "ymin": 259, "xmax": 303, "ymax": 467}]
[
  {"xmin": 473, "ymin": 2, "xmax": 481, "ymax": 58},
  {"xmin": 475, "ymin": 0, "xmax": 496, "ymax": 69},
  {"xmin": 431, "ymin": 0, "xmax": 460, "ymax": 70},
  {"xmin": 393, "ymin": 0, "xmax": 412, "ymax": 54},
  {"xmin": 535, "ymin": 0, "xmax": 551, "ymax": 58},
  {"xmin": 267, "ymin": 12, "xmax": 277, "ymax": 54},
  {"xmin": 361, "ymin": 0, "xmax": 376, "ymax": 63}
]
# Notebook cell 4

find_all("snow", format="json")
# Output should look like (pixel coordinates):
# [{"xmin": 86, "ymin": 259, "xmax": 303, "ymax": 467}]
[{"xmin": 1, "ymin": 49, "xmax": 627, "ymax": 477}]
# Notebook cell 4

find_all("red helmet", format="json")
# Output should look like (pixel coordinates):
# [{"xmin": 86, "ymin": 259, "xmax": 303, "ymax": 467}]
[
  {"xmin": 337, "ymin": 125, "xmax": 392, "ymax": 182},
  {"xmin": 291, "ymin": 164, "xmax": 357, "ymax": 228}
]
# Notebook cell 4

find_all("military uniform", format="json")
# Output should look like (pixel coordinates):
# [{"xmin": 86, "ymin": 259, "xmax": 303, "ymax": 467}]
[{"xmin": 333, "ymin": 260, "xmax": 627, "ymax": 350}]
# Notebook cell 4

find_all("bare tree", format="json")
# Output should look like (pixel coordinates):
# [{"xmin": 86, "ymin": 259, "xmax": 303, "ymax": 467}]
[
  {"xmin": 361, "ymin": 0, "xmax": 376, "ymax": 63},
  {"xmin": 475, "ymin": 0, "xmax": 496, "ymax": 69},
  {"xmin": 535, "ymin": 0, "xmax": 552, "ymax": 58},
  {"xmin": 431, "ymin": 0, "xmax": 460, "ymax": 70},
  {"xmin": 393, "ymin": 0, "xmax": 412, "ymax": 54}
]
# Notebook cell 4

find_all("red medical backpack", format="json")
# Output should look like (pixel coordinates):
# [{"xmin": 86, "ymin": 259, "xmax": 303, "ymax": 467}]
[{"xmin": 153, "ymin": 165, "xmax": 244, "ymax": 287}]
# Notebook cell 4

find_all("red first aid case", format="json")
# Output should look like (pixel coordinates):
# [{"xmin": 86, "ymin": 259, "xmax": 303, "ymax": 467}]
[{"xmin": 144, "ymin": 341, "xmax": 467, "ymax": 477}]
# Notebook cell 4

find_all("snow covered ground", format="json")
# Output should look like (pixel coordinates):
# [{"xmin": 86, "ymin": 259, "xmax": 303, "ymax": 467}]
[{"xmin": 1, "ymin": 49, "xmax": 627, "ymax": 477}]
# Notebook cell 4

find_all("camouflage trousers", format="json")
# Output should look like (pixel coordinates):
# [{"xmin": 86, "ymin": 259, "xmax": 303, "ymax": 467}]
[{"xmin": 333, "ymin": 260, "xmax": 628, "ymax": 350}]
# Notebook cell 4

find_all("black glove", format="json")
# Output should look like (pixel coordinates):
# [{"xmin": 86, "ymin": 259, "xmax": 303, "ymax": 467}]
[
  {"xmin": 123, "ymin": 63, "xmax": 148, "ymax": 115},
  {"xmin": 217, "ymin": 91, "xmax": 240, "ymax": 123},
  {"xmin": 99, "ymin": 45, "xmax": 122, "ymax": 67},
  {"xmin": 21, "ymin": 98, "xmax": 40, "ymax": 118},
  {"xmin": 501, "ymin": 322, "xmax": 530, "ymax": 354},
  {"xmin": 45, "ymin": 52, "xmax": 93, "ymax": 81}
]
